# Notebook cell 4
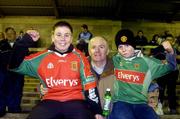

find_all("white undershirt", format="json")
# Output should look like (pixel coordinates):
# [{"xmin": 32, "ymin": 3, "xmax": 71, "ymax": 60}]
[{"xmin": 91, "ymin": 61, "xmax": 106, "ymax": 75}]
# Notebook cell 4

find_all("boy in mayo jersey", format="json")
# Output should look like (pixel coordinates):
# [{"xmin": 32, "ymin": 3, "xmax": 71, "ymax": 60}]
[
  {"xmin": 109, "ymin": 29, "xmax": 177, "ymax": 119},
  {"xmin": 8, "ymin": 21, "xmax": 102, "ymax": 119}
]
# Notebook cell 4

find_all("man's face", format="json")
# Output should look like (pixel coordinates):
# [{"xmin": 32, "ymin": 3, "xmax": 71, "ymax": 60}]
[
  {"xmin": 89, "ymin": 38, "xmax": 108, "ymax": 62},
  {"xmin": 5, "ymin": 29, "xmax": 16, "ymax": 41},
  {"xmin": 118, "ymin": 44, "xmax": 135, "ymax": 58},
  {"xmin": 52, "ymin": 26, "xmax": 73, "ymax": 52},
  {"xmin": 138, "ymin": 32, "xmax": 143, "ymax": 37}
]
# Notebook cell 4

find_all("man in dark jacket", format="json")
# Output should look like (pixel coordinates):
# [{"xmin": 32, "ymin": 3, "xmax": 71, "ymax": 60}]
[{"xmin": 0, "ymin": 27, "xmax": 24, "ymax": 117}]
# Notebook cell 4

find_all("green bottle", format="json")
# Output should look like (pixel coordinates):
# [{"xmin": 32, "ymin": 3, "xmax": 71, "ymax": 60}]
[{"xmin": 102, "ymin": 88, "xmax": 112, "ymax": 117}]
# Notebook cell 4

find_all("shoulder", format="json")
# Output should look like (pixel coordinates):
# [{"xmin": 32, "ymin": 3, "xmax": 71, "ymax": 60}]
[{"xmin": 24, "ymin": 50, "xmax": 49, "ymax": 60}]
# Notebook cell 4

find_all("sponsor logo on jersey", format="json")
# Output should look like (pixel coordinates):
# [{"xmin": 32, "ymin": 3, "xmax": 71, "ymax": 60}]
[
  {"xmin": 46, "ymin": 77, "xmax": 78, "ymax": 87},
  {"xmin": 71, "ymin": 61, "xmax": 78, "ymax": 71},
  {"xmin": 47, "ymin": 62, "xmax": 54, "ymax": 69},
  {"xmin": 115, "ymin": 69, "xmax": 145, "ymax": 84}
]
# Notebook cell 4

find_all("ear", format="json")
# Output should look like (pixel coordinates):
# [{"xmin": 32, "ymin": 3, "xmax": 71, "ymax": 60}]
[
  {"xmin": 70, "ymin": 35, "xmax": 73, "ymax": 43},
  {"xmin": 51, "ymin": 34, "xmax": 54, "ymax": 42},
  {"xmin": 106, "ymin": 49, "xmax": 110, "ymax": 55}
]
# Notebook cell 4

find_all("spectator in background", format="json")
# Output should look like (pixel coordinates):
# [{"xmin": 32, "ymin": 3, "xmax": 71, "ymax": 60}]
[
  {"xmin": 0, "ymin": 32, "xmax": 11, "ymax": 51},
  {"xmin": 134, "ymin": 30, "xmax": 148, "ymax": 46},
  {"xmin": 0, "ymin": 31, "xmax": 12, "ymax": 117},
  {"xmin": 77, "ymin": 24, "xmax": 93, "ymax": 56},
  {"xmin": 151, "ymin": 34, "xmax": 179, "ymax": 114},
  {"xmin": 149, "ymin": 34, "xmax": 159, "ymax": 46},
  {"xmin": 0, "ymin": 32, "xmax": 5, "ymax": 41},
  {"xmin": 17, "ymin": 30, "xmax": 24, "ymax": 40},
  {"xmin": 0, "ymin": 28, "xmax": 25, "ymax": 117},
  {"xmin": 4, "ymin": 27, "xmax": 24, "ymax": 113},
  {"xmin": 148, "ymin": 83, "xmax": 164, "ymax": 115},
  {"xmin": 109, "ymin": 29, "xmax": 176, "ymax": 119}
]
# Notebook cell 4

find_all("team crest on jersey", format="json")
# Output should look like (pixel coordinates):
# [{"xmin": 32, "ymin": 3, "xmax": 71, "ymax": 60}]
[
  {"xmin": 71, "ymin": 61, "xmax": 78, "ymax": 71},
  {"xmin": 134, "ymin": 63, "xmax": 140, "ymax": 69},
  {"xmin": 47, "ymin": 62, "xmax": 54, "ymax": 69}
]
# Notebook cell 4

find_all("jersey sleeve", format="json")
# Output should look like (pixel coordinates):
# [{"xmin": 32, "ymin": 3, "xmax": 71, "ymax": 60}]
[
  {"xmin": 144, "ymin": 53, "xmax": 177, "ymax": 80},
  {"xmin": 8, "ymin": 33, "xmax": 47, "ymax": 78},
  {"xmin": 79, "ymin": 53, "xmax": 102, "ymax": 114}
]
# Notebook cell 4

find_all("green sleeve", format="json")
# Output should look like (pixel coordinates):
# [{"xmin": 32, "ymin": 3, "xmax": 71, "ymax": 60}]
[
  {"xmin": 143, "ymin": 56, "xmax": 172, "ymax": 80},
  {"xmin": 10, "ymin": 52, "xmax": 48, "ymax": 78}
]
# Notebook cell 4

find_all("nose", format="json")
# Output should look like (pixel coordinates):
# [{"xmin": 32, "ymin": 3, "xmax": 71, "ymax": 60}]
[{"xmin": 94, "ymin": 47, "xmax": 100, "ymax": 52}]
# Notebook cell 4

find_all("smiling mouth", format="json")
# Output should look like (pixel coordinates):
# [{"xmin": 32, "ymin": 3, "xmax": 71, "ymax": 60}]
[{"xmin": 59, "ymin": 43, "xmax": 66, "ymax": 46}]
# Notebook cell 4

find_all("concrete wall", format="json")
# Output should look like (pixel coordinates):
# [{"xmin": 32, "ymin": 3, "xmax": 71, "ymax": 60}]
[
  {"xmin": 122, "ymin": 21, "xmax": 180, "ymax": 42},
  {"xmin": 0, "ymin": 16, "xmax": 180, "ymax": 50},
  {"xmin": 0, "ymin": 16, "xmax": 121, "ymax": 50}
]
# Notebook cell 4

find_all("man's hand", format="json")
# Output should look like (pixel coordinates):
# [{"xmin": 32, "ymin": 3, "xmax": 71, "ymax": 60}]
[
  {"xmin": 162, "ymin": 41, "xmax": 174, "ymax": 54},
  {"xmin": 26, "ymin": 30, "xmax": 40, "ymax": 42}
]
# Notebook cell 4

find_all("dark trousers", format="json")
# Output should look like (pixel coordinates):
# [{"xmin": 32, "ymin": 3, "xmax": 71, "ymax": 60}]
[
  {"xmin": 157, "ymin": 70, "xmax": 179, "ymax": 110},
  {"xmin": 109, "ymin": 101, "xmax": 159, "ymax": 119},
  {"xmin": 3, "ymin": 72, "xmax": 24, "ymax": 113},
  {"xmin": 76, "ymin": 41, "xmax": 89, "ymax": 56},
  {"xmin": 27, "ymin": 100, "xmax": 95, "ymax": 119},
  {"xmin": 0, "ymin": 70, "xmax": 7, "ymax": 112}
]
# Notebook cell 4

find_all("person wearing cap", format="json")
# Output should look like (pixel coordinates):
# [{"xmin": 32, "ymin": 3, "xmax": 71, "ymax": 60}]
[
  {"xmin": 108, "ymin": 29, "xmax": 177, "ymax": 119},
  {"xmin": 148, "ymin": 83, "xmax": 164, "ymax": 115}
]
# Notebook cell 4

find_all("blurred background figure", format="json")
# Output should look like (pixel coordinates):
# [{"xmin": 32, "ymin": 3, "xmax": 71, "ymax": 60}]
[
  {"xmin": 149, "ymin": 34, "xmax": 160, "ymax": 45},
  {"xmin": 77, "ymin": 24, "xmax": 93, "ymax": 56},
  {"xmin": 4, "ymin": 27, "xmax": 24, "ymax": 113},
  {"xmin": 148, "ymin": 83, "xmax": 164, "ymax": 115},
  {"xmin": 0, "ymin": 31, "xmax": 12, "ymax": 117},
  {"xmin": 134, "ymin": 30, "xmax": 148, "ymax": 46},
  {"xmin": 151, "ymin": 34, "xmax": 179, "ymax": 114},
  {"xmin": 17, "ymin": 30, "xmax": 24, "ymax": 40}
]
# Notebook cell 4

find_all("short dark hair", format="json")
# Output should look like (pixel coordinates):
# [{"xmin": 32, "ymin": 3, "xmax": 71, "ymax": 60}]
[
  {"xmin": 81, "ymin": 24, "xmax": 88, "ymax": 29},
  {"xmin": 5, "ymin": 27, "xmax": 16, "ymax": 34},
  {"xmin": 165, "ymin": 34, "xmax": 174, "ymax": 39},
  {"xmin": 137, "ymin": 30, "xmax": 143, "ymax": 34},
  {"xmin": 53, "ymin": 21, "xmax": 73, "ymax": 33}
]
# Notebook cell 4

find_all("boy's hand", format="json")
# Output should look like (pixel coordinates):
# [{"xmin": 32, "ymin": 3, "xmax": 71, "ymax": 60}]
[
  {"xmin": 26, "ymin": 30, "xmax": 40, "ymax": 42},
  {"xmin": 95, "ymin": 114, "xmax": 104, "ymax": 119},
  {"xmin": 40, "ymin": 84, "xmax": 48, "ymax": 96},
  {"xmin": 162, "ymin": 41, "xmax": 174, "ymax": 54}
]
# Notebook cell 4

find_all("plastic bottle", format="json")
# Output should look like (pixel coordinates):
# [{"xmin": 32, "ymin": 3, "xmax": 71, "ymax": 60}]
[{"xmin": 102, "ymin": 88, "xmax": 112, "ymax": 117}]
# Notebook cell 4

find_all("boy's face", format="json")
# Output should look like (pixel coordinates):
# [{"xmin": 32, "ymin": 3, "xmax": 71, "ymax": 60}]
[
  {"xmin": 118, "ymin": 44, "xmax": 135, "ymax": 58},
  {"xmin": 148, "ymin": 89, "xmax": 159, "ymax": 108},
  {"xmin": 52, "ymin": 26, "xmax": 73, "ymax": 52}
]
